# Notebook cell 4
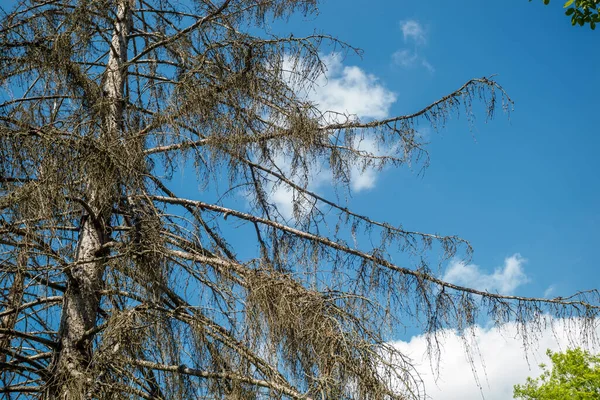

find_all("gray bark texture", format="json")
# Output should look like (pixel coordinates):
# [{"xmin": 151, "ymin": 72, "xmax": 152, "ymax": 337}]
[
  {"xmin": 48, "ymin": 1, "xmax": 131, "ymax": 398},
  {"xmin": 0, "ymin": 253, "xmax": 25, "ymax": 365}
]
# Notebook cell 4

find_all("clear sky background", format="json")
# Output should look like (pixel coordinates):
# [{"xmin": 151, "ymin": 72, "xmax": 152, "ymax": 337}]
[{"xmin": 249, "ymin": 0, "xmax": 600, "ymax": 398}]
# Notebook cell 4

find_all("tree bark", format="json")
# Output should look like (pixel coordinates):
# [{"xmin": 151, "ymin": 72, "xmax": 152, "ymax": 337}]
[
  {"xmin": 47, "ymin": 1, "xmax": 131, "ymax": 398},
  {"xmin": 0, "ymin": 253, "xmax": 25, "ymax": 365}
]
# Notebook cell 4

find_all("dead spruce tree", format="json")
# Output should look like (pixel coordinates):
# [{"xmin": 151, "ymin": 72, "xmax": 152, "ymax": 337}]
[{"xmin": 0, "ymin": 0, "xmax": 598, "ymax": 399}]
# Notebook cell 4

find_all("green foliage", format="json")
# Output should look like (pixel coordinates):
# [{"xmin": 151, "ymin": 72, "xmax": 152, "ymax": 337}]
[
  {"xmin": 513, "ymin": 348, "xmax": 600, "ymax": 399},
  {"xmin": 530, "ymin": 0, "xmax": 600, "ymax": 29}
]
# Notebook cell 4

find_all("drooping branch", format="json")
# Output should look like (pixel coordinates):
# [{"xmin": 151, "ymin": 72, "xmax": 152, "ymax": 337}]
[
  {"xmin": 321, "ymin": 77, "xmax": 512, "ymax": 131},
  {"xmin": 129, "ymin": 359, "xmax": 310, "ymax": 400},
  {"xmin": 152, "ymin": 195, "xmax": 600, "ymax": 310}
]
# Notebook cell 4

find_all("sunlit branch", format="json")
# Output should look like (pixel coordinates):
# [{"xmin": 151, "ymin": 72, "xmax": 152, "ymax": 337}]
[{"xmin": 152, "ymin": 195, "xmax": 599, "ymax": 309}]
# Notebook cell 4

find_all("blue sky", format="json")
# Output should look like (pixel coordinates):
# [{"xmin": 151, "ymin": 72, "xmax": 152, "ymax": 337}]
[
  {"xmin": 275, "ymin": 0, "xmax": 600, "ymax": 301},
  {"xmin": 245, "ymin": 0, "xmax": 600, "ymax": 398}
]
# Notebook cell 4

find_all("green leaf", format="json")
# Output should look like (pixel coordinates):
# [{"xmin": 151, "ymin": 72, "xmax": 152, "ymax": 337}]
[
  {"xmin": 591, "ymin": 21, "xmax": 596, "ymax": 29},
  {"xmin": 564, "ymin": 0, "xmax": 575, "ymax": 7},
  {"xmin": 514, "ymin": 349, "xmax": 600, "ymax": 400},
  {"xmin": 566, "ymin": 7, "xmax": 576, "ymax": 14}
]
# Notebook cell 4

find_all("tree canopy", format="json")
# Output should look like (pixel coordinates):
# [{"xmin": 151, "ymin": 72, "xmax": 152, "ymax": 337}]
[
  {"xmin": 0, "ymin": 0, "xmax": 599, "ymax": 399},
  {"xmin": 514, "ymin": 348, "xmax": 600, "ymax": 399},
  {"xmin": 532, "ymin": 0, "xmax": 600, "ymax": 28}
]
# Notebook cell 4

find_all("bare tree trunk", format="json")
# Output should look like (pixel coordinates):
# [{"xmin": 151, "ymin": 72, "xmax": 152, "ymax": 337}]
[
  {"xmin": 48, "ymin": 2, "xmax": 131, "ymax": 398},
  {"xmin": 0, "ymin": 253, "xmax": 25, "ymax": 365}
]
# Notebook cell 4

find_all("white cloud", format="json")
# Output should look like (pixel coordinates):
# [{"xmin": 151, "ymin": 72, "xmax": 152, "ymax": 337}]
[
  {"xmin": 400, "ymin": 20, "xmax": 427, "ymax": 45},
  {"xmin": 443, "ymin": 254, "xmax": 529, "ymax": 295},
  {"xmin": 307, "ymin": 53, "xmax": 396, "ymax": 120},
  {"xmin": 392, "ymin": 49, "xmax": 419, "ymax": 68},
  {"xmin": 351, "ymin": 168, "xmax": 377, "ymax": 192},
  {"xmin": 390, "ymin": 319, "xmax": 600, "ymax": 400},
  {"xmin": 267, "ymin": 154, "xmax": 330, "ymax": 218},
  {"xmin": 265, "ymin": 55, "xmax": 398, "ymax": 218},
  {"xmin": 349, "ymin": 135, "xmax": 395, "ymax": 192},
  {"xmin": 394, "ymin": 19, "xmax": 434, "ymax": 73},
  {"xmin": 421, "ymin": 59, "xmax": 435, "ymax": 73},
  {"xmin": 267, "ymin": 135, "xmax": 393, "ymax": 217},
  {"xmin": 270, "ymin": 184, "xmax": 297, "ymax": 219},
  {"xmin": 309, "ymin": 54, "xmax": 398, "ymax": 191},
  {"xmin": 543, "ymin": 285, "xmax": 556, "ymax": 298},
  {"xmin": 392, "ymin": 49, "xmax": 434, "ymax": 73}
]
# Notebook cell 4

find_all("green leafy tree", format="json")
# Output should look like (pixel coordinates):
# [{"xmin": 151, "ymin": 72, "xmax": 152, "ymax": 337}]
[
  {"xmin": 531, "ymin": 0, "xmax": 600, "ymax": 29},
  {"xmin": 514, "ymin": 348, "xmax": 600, "ymax": 399}
]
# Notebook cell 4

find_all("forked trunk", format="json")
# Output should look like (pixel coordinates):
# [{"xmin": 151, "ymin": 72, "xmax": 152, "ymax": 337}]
[{"xmin": 47, "ymin": 1, "xmax": 131, "ymax": 398}]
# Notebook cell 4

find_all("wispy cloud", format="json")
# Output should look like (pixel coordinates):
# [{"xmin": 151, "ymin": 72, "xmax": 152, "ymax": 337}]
[
  {"xmin": 543, "ymin": 285, "xmax": 557, "ymax": 298},
  {"xmin": 400, "ymin": 20, "xmax": 427, "ymax": 45},
  {"xmin": 421, "ymin": 59, "xmax": 435, "ymax": 73},
  {"xmin": 443, "ymin": 254, "xmax": 529, "ymax": 295},
  {"xmin": 392, "ymin": 49, "xmax": 419, "ymax": 68},
  {"xmin": 390, "ymin": 318, "xmax": 600, "ymax": 400},
  {"xmin": 393, "ymin": 20, "xmax": 434, "ymax": 73}
]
